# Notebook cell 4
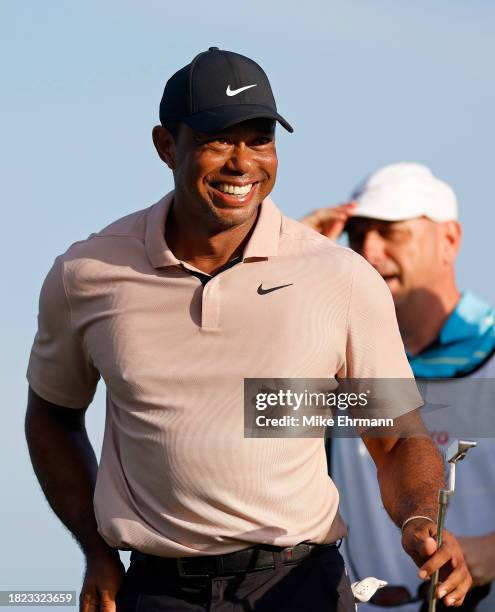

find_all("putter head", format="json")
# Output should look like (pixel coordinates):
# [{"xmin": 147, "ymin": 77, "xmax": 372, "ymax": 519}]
[
  {"xmin": 351, "ymin": 577, "xmax": 388, "ymax": 603},
  {"xmin": 446, "ymin": 439, "xmax": 477, "ymax": 464}
]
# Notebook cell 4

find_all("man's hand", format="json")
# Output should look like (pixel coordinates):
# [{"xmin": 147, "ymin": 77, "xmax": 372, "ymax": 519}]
[
  {"xmin": 300, "ymin": 202, "xmax": 357, "ymax": 240},
  {"xmin": 401, "ymin": 519, "xmax": 472, "ymax": 607},
  {"xmin": 458, "ymin": 533, "xmax": 495, "ymax": 587},
  {"xmin": 79, "ymin": 552, "xmax": 125, "ymax": 612}
]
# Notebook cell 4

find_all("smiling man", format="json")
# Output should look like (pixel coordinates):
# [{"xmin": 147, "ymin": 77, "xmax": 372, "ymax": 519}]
[{"xmin": 25, "ymin": 52, "xmax": 471, "ymax": 612}]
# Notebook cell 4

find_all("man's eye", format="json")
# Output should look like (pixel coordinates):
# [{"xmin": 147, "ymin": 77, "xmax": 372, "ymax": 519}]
[
  {"xmin": 383, "ymin": 227, "xmax": 405, "ymax": 239},
  {"xmin": 252, "ymin": 137, "xmax": 272, "ymax": 146},
  {"xmin": 209, "ymin": 137, "xmax": 230, "ymax": 146}
]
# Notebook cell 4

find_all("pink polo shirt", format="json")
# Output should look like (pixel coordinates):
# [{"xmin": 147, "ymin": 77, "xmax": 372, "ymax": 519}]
[{"xmin": 27, "ymin": 192, "xmax": 419, "ymax": 556}]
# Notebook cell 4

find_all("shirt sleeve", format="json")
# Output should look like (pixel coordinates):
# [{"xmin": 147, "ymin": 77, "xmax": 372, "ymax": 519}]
[
  {"xmin": 26, "ymin": 255, "xmax": 100, "ymax": 409},
  {"xmin": 339, "ymin": 253, "xmax": 423, "ymax": 417}
]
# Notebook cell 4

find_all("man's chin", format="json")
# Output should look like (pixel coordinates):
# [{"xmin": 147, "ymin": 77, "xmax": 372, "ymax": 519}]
[
  {"xmin": 382, "ymin": 275, "xmax": 397, "ymax": 287},
  {"xmin": 383, "ymin": 277, "xmax": 404, "ymax": 300},
  {"xmin": 207, "ymin": 201, "xmax": 260, "ymax": 229},
  {"xmin": 206, "ymin": 191, "xmax": 264, "ymax": 228}
]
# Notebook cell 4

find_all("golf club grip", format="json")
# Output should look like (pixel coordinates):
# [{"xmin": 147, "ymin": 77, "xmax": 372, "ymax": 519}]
[{"xmin": 428, "ymin": 498, "xmax": 448, "ymax": 612}]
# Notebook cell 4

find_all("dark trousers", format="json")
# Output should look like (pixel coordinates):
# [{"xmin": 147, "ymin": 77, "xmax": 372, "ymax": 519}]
[{"xmin": 116, "ymin": 545, "xmax": 355, "ymax": 611}]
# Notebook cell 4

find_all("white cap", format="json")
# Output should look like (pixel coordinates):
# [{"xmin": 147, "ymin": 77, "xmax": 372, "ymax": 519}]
[{"xmin": 350, "ymin": 162, "xmax": 458, "ymax": 222}]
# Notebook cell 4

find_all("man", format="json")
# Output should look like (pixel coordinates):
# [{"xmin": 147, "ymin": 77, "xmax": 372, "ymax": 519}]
[
  {"xmin": 25, "ymin": 51, "xmax": 470, "ymax": 612},
  {"xmin": 302, "ymin": 162, "xmax": 495, "ymax": 611}
]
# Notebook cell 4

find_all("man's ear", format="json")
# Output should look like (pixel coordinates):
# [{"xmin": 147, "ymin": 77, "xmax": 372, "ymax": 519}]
[
  {"xmin": 441, "ymin": 220, "xmax": 462, "ymax": 264},
  {"xmin": 152, "ymin": 125, "xmax": 176, "ymax": 170}
]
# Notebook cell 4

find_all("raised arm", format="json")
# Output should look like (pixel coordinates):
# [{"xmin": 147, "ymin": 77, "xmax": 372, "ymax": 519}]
[{"xmin": 300, "ymin": 202, "xmax": 357, "ymax": 239}]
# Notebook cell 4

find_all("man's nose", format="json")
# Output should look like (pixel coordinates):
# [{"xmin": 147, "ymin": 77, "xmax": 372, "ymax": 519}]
[
  {"xmin": 225, "ymin": 143, "xmax": 254, "ymax": 175},
  {"xmin": 359, "ymin": 230, "xmax": 386, "ymax": 265}
]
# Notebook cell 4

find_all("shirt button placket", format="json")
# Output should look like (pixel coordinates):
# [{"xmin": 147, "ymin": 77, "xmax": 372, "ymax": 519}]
[{"xmin": 201, "ymin": 275, "xmax": 221, "ymax": 330}]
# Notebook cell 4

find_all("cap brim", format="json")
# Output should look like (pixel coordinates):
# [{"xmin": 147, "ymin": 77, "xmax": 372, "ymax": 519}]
[{"xmin": 182, "ymin": 104, "xmax": 294, "ymax": 133}]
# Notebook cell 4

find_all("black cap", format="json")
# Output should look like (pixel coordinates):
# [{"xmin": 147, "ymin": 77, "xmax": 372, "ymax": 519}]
[{"xmin": 159, "ymin": 47, "xmax": 293, "ymax": 133}]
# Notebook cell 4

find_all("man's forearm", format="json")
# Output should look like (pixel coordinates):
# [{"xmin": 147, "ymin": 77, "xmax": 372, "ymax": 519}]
[
  {"xmin": 25, "ymin": 389, "xmax": 116, "ymax": 560},
  {"xmin": 375, "ymin": 436, "xmax": 445, "ymax": 528}
]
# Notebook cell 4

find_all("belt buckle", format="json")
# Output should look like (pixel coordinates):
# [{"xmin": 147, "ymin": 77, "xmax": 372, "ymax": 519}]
[{"xmin": 176, "ymin": 557, "xmax": 212, "ymax": 579}]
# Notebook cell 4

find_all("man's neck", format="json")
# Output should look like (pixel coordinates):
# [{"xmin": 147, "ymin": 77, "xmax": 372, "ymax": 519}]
[
  {"xmin": 165, "ymin": 199, "xmax": 259, "ymax": 275},
  {"xmin": 397, "ymin": 285, "xmax": 461, "ymax": 356}
]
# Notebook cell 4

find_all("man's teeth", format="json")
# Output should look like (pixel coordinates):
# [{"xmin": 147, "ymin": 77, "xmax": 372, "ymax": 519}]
[{"xmin": 215, "ymin": 183, "xmax": 253, "ymax": 196}]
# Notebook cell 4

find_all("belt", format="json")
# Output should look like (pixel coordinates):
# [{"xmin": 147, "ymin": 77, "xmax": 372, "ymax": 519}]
[{"xmin": 130, "ymin": 542, "xmax": 336, "ymax": 578}]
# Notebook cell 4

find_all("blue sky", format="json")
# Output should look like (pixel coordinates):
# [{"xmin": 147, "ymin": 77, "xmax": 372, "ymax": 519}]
[{"xmin": 2, "ymin": 0, "xmax": 495, "ymax": 599}]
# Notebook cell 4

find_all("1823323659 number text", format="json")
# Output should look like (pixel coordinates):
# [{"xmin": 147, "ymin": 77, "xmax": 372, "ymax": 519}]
[{"xmin": 0, "ymin": 591, "xmax": 76, "ymax": 606}]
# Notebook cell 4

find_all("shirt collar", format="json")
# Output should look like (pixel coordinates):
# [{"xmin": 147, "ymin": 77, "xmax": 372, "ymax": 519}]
[
  {"xmin": 242, "ymin": 196, "xmax": 281, "ymax": 260},
  {"xmin": 438, "ymin": 291, "xmax": 495, "ymax": 345},
  {"xmin": 145, "ymin": 191, "xmax": 282, "ymax": 269},
  {"xmin": 145, "ymin": 191, "xmax": 180, "ymax": 268}
]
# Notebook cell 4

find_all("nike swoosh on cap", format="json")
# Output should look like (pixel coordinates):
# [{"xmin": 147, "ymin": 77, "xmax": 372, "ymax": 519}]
[
  {"xmin": 257, "ymin": 283, "xmax": 293, "ymax": 295},
  {"xmin": 226, "ymin": 84, "xmax": 258, "ymax": 97}
]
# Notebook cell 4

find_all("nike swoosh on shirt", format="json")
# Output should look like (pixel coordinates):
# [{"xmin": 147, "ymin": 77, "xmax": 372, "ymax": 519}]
[
  {"xmin": 226, "ymin": 84, "xmax": 258, "ymax": 96},
  {"xmin": 257, "ymin": 283, "xmax": 293, "ymax": 295}
]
